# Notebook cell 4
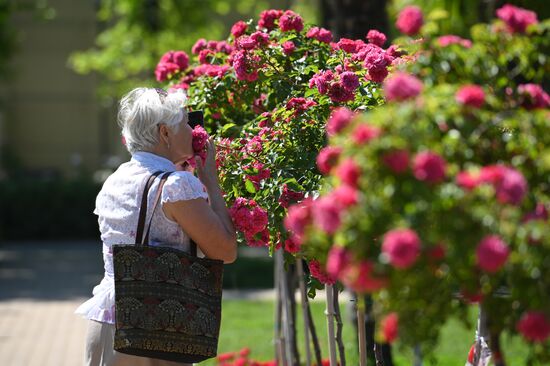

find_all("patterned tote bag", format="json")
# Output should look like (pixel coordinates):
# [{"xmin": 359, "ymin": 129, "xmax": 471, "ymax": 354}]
[{"xmin": 113, "ymin": 171, "xmax": 224, "ymax": 363}]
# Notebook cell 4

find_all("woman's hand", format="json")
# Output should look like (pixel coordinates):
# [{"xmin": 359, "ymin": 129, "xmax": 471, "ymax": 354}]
[{"xmin": 195, "ymin": 138, "xmax": 219, "ymax": 189}]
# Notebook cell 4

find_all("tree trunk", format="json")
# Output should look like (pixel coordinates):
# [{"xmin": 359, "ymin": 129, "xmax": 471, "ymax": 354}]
[
  {"xmin": 296, "ymin": 259, "xmax": 312, "ymax": 366},
  {"xmin": 326, "ymin": 284, "xmax": 338, "ymax": 366},
  {"xmin": 333, "ymin": 289, "xmax": 346, "ymax": 366},
  {"xmin": 320, "ymin": 0, "xmax": 389, "ymax": 40}
]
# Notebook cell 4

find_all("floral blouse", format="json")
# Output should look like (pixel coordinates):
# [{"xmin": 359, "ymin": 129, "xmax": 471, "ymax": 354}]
[{"xmin": 75, "ymin": 151, "xmax": 208, "ymax": 324}]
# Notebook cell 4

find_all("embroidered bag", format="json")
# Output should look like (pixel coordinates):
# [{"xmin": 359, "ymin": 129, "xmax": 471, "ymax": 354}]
[{"xmin": 113, "ymin": 171, "xmax": 224, "ymax": 363}]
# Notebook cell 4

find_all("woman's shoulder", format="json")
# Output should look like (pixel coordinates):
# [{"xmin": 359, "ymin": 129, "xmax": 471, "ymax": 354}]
[{"xmin": 162, "ymin": 171, "xmax": 208, "ymax": 203}]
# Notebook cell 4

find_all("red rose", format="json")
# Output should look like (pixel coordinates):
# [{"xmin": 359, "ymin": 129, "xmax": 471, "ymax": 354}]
[
  {"xmin": 382, "ymin": 228, "xmax": 421, "ymax": 269},
  {"xmin": 456, "ymin": 85, "xmax": 485, "ymax": 108},
  {"xmin": 396, "ymin": 6, "xmax": 423, "ymax": 36},
  {"xmin": 383, "ymin": 72, "xmax": 423, "ymax": 102},
  {"xmin": 517, "ymin": 311, "xmax": 550, "ymax": 343},
  {"xmin": 413, "ymin": 151, "xmax": 447, "ymax": 183},
  {"xmin": 476, "ymin": 235, "xmax": 509, "ymax": 273},
  {"xmin": 381, "ymin": 313, "xmax": 399, "ymax": 343}
]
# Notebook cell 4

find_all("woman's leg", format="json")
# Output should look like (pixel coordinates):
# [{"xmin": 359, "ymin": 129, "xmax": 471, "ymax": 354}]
[{"xmin": 84, "ymin": 320, "xmax": 117, "ymax": 366}]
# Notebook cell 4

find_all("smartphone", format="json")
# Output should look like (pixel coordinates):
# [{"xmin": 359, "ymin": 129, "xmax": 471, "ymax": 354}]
[{"xmin": 188, "ymin": 110, "xmax": 204, "ymax": 128}]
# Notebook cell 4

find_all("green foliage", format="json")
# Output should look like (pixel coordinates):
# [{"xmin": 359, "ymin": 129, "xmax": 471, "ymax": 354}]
[{"xmin": 304, "ymin": 8, "xmax": 550, "ymax": 362}]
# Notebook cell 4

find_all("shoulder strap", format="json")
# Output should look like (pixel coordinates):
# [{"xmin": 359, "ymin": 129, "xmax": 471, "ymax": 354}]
[
  {"xmin": 135, "ymin": 171, "xmax": 163, "ymax": 245},
  {"xmin": 141, "ymin": 171, "xmax": 173, "ymax": 246}
]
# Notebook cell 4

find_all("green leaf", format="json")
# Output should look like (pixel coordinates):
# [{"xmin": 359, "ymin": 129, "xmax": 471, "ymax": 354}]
[{"xmin": 245, "ymin": 179, "xmax": 257, "ymax": 194}]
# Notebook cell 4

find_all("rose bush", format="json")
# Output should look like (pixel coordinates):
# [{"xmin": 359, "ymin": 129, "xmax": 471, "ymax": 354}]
[
  {"xmin": 290, "ymin": 3, "xmax": 550, "ymax": 363},
  {"xmin": 156, "ymin": 8, "xmax": 404, "ymax": 254}
]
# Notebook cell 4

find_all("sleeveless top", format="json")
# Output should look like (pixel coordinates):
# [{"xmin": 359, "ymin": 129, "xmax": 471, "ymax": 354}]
[{"xmin": 75, "ymin": 151, "xmax": 208, "ymax": 324}]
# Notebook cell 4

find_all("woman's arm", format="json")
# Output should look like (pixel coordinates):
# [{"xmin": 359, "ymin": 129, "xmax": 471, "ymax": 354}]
[{"xmin": 164, "ymin": 139, "xmax": 237, "ymax": 263}]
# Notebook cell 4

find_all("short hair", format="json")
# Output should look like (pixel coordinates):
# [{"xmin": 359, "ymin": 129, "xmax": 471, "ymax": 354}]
[{"xmin": 117, "ymin": 87, "xmax": 188, "ymax": 154}]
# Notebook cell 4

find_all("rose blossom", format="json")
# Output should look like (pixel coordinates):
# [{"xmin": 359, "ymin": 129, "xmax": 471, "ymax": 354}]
[
  {"xmin": 522, "ymin": 203, "xmax": 548, "ymax": 223},
  {"xmin": 191, "ymin": 38, "xmax": 207, "ymax": 54},
  {"xmin": 518, "ymin": 84, "xmax": 550, "ymax": 109},
  {"xmin": 396, "ymin": 6, "xmax": 423, "ymax": 36},
  {"xmin": 317, "ymin": 146, "xmax": 342, "ymax": 175},
  {"xmin": 278, "ymin": 184, "xmax": 305, "ymax": 208},
  {"xmin": 476, "ymin": 235, "xmax": 509, "ymax": 273},
  {"xmin": 229, "ymin": 198, "xmax": 268, "ymax": 237},
  {"xmin": 381, "ymin": 313, "xmax": 399, "ymax": 343},
  {"xmin": 456, "ymin": 170, "xmax": 481, "ymax": 190},
  {"xmin": 456, "ymin": 85, "xmax": 485, "ymax": 108},
  {"xmin": 231, "ymin": 20, "xmax": 248, "ymax": 38},
  {"xmin": 330, "ymin": 185, "xmax": 359, "ymax": 208},
  {"xmin": 326, "ymin": 246, "xmax": 351, "ymax": 278},
  {"xmin": 245, "ymin": 228, "xmax": 270, "ymax": 247},
  {"xmin": 366, "ymin": 29, "xmax": 387, "ymax": 47},
  {"xmin": 328, "ymin": 82, "xmax": 355, "ymax": 103},
  {"xmin": 335, "ymin": 158, "xmax": 361, "ymax": 188},
  {"xmin": 496, "ymin": 4, "xmax": 538, "ymax": 34},
  {"xmin": 496, "ymin": 167, "xmax": 527, "ymax": 205},
  {"xmin": 282, "ymin": 41, "xmax": 296, "ymax": 55},
  {"xmin": 517, "ymin": 311, "xmax": 550, "ymax": 343},
  {"xmin": 413, "ymin": 151, "xmax": 447, "ymax": 183},
  {"xmin": 309, "ymin": 260, "xmax": 336, "ymax": 285},
  {"xmin": 340, "ymin": 71, "xmax": 360, "ymax": 91},
  {"xmin": 191, "ymin": 125, "xmax": 209, "ymax": 160},
  {"xmin": 340, "ymin": 260, "xmax": 387, "ymax": 293},
  {"xmin": 284, "ymin": 199, "xmax": 313, "ymax": 243},
  {"xmin": 312, "ymin": 197, "xmax": 342, "ymax": 234},
  {"xmin": 352, "ymin": 123, "xmax": 381, "ymax": 144},
  {"xmin": 382, "ymin": 149, "xmax": 409, "ymax": 174},
  {"xmin": 326, "ymin": 107, "xmax": 354, "ymax": 136},
  {"xmin": 437, "ymin": 35, "xmax": 472, "ymax": 48},
  {"xmin": 258, "ymin": 9, "xmax": 283, "ymax": 31},
  {"xmin": 279, "ymin": 10, "xmax": 303, "ymax": 32},
  {"xmin": 383, "ymin": 72, "xmax": 423, "ymax": 101},
  {"xmin": 382, "ymin": 229, "xmax": 421, "ymax": 269},
  {"xmin": 284, "ymin": 237, "xmax": 300, "ymax": 254}
]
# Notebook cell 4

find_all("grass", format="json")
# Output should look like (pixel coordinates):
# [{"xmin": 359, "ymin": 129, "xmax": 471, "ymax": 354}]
[{"xmin": 198, "ymin": 298, "xmax": 530, "ymax": 365}]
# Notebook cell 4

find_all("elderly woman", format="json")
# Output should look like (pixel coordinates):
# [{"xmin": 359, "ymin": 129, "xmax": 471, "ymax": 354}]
[{"xmin": 76, "ymin": 87, "xmax": 237, "ymax": 366}]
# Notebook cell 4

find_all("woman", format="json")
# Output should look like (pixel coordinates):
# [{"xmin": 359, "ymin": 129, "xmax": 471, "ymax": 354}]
[{"xmin": 76, "ymin": 87, "xmax": 237, "ymax": 366}]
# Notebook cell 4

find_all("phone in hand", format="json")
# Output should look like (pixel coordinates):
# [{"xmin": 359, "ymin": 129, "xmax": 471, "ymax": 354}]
[{"xmin": 188, "ymin": 110, "xmax": 204, "ymax": 128}]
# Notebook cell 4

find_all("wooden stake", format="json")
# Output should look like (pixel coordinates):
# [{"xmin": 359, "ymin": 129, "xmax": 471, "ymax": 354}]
[
  {"xmin": 357, "ymin": 295, "xmax": 367, "ymax": 366},
  {"xmin": 326, "ymin": 284, "xmax": 338, "ymax": 366},
  {"xmin": 333, "ymin": 288, "xmax": 346, "ymax": 366},
  {"xmin": 297, "ymin": 259, "xmax": 312, "ymax": 366}
]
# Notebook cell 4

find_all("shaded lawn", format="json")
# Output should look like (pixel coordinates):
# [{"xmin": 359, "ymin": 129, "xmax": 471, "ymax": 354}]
[{"xmin": 198, "ymin": 299, "xmax": 530, "ymax": 365}]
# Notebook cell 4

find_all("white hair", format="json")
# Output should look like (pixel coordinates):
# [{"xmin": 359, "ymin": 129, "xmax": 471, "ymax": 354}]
[{"xmin": 117, "ymin": 87, "xmax": 188, "ymax": 154}]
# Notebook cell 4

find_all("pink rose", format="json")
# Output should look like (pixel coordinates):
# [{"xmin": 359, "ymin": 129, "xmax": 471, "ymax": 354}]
[
  {"xmin": 312, "ymin": 197, "xmax": 342, "ymax": 234},
  {"xmin": 330, "ymin": 185, "xmax": 359, "ymax": 208},
  {"xmin": 518, "ymin": 84, "xmax": 550, "ymax": 109},
  {"xmin": 278, "ymin": 10, "xmax": 303, "ymax": 32},
  {"xmin": 340, "ymin": 71, "xmax": 360, "ymax": 91},
  {"xmin": 522, "ymin": 203, "xmax": 548, "ymax": 223},
  {"xmin": 340, "ymin": 260, "xmax": 387, "ymax": 293},
  {"xmin": 326, "ymin": 107, "xmax": 354, "ymax": 136},
  {"xmin": 413, "ymin": 151, "xmax": 447, "ymax": 183},
  {"xmin": 382, "ymin": 229, "xmax": 421, "ymax": 269},
  {"xmin": 335, "ymin": 158, "xmax": 361, "ymax": 188},
  {"xmin": 437, "ymin": 35, "xmax": 472, "ymax": 48},
  {"xmin": 231, "ymin": 21, "xmax": 248, "ymax": 38},
  {"xmin": 326, "ymin": 246, "xmax": 351, "ymax": 278},
  {"xmin": 517, "ymin": 311, "xmax": 550, "ymax": 343},
  {"xmin": 381, "ymin": 313, "xmax": 398, "ymax": 343},
  {"xmin": 476, "ymin": 235, "xmax": 509, "ymax": 273},
  {"xmin": 456, "ymin": 170, "xmax": 481, "ymax": 190},
  {"xmin": 328, "ymin": 82, "xmax": 355, "ymax": 103},
  {"xmin": 308, "ymin": 260, "xmax": 336, "ymax": 285},
  {"xmin": 278, "ymin": 184, "xmax": 305, "ymax": 208},
  {"xmin": 352, "ymin": 123, "xmax": 381, "ymax": 145},
  {"xmin": 496, "ymin": 167, "xmax": 527, "ymax": 205},
  {"xmin": 316, "ymin": 146, "xmax": 342, "ymax": 175},
  {"xmin": 396, "ymin": 6, "xmax": 423, "ymax": 36},
  {"xmin": 382, "ymin": 149, "xmax": 410, "ymax": 174},
  {"xmin": 383, "ymin": 72, "xmax": 423, "ymax": 101},
  {"xmin": 191, "ymin": 39, "xmax": 207, "ymax": 54},
  {"xmin": 496, "ymin": 4, "xmax": 538, "ymax": 34},
  {"xmin": 456, "ymin": 85, "xmax": 485, "ymax": 108},
  {"xmin": 191, "ymin": 125, "xmax": 209, "ymax": 159},
  {"xmin": 284, "ymin": 199, "xmax": 314, "ymax": 243},
  {"xmin": 258, "ymin": 9, "xmax": 283, "ymax": 31},
  {"xmin": 282, "ymin": 41, "xmax": 296, "ymax": 55},
  {"xmin": 366, "ymin": 29, "xmax": 387, "ymax": 47},
  {"xmin": 306, "ymin": 27, "xmax": 332, "ymax": 43},
  {"xmin": 337, "ymin": 38, "xmax": 361, "ymax": 53},
  {"xmin": 245, "ymin": 228, "xmax": 270, "ymax": 248},
  {"xmin": 284, "ymin": 237, "xmax": 300, "ymax": 254}
]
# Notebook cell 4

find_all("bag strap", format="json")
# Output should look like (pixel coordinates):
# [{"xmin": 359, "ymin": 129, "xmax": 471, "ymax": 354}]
[
  {"xmin": 141, "ymin": 171, "xmax": 173, "ymax": 247},
  {"xmin": 135, "ymin": 171, "xmax": 163, "ymax": 245}
]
